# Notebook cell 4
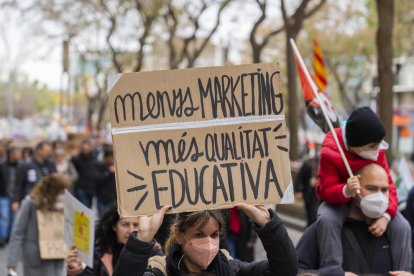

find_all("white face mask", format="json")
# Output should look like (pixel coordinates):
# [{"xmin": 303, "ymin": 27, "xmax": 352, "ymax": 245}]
[
  {"xmin": 360, "ymin": 192, "xmax": 388, "ymax": 218},
  {"xmin": 357, "ymin": 150, "xmax": 380, "ymax": 161}
]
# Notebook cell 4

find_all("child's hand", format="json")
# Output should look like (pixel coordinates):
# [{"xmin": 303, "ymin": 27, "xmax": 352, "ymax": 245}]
[
  {"xmin": 345, "ymin": 175, "xmax": 361, "ymax": 197},
  {"xmin": 368, "ymin": 216, "xmax": 389, "ymax": 237}
]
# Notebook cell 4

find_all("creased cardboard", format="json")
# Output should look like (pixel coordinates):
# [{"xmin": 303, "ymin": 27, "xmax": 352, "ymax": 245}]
[
  {"xmin": 108, "ymin": 63, "xmax": 293, "ymax": 217},
  {"xmin": 37, "ymin": 210, "xmax": 67, "ymax": 259}
]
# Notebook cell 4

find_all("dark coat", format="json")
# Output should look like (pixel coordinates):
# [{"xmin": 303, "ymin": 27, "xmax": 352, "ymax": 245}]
[
  {"xmin": 0, "ymin": 160, "xmax": 22, "ymax": 197},
  {"xmin": 14, "ymin": 158, "xmax": 56, "ymax": 202},
  {"xmin": 72, "ymin": 153, "xmax": 99, "ymax": 196},
  {"xmin": 296, "ymin": 219, "xmax": 392, "ymax": 276},
  {"xmin": 79, "ymin": 243, "xmax": 163, "ymax": 276},
  {"xmin": 95, "ymin": 163, "xmax": 116, "ymax": 204},
  {"xmin": 113, "ymin": 210, "xmax": 298, "ymax": 276}
]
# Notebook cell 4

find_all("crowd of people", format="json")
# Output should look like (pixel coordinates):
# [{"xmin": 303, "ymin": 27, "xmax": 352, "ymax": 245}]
[
  {"xmin": 1, "ymin": 106, "xmax": 414, "ymax": 276},
  {"xmin": 0, "ymin": 137, "xmax": 117, "ymax": 249}
]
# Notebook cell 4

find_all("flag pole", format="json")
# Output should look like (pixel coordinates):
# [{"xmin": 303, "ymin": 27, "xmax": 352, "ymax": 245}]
[{"xmin": 290, "ymin": 39, "xmax": 360, "ymax": 194}]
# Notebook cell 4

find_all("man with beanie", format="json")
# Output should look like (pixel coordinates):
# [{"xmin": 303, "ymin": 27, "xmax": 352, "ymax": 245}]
[{"xmin": 315, "ymin": 106, "xmax": 411, "ymax": 271}]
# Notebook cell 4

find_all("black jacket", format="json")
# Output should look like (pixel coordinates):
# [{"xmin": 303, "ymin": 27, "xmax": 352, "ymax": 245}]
[
  {"xmin": 79, "ymin": 243, "xmax": 163, "ymax": 276},
  {"xmin": 95, "ymin": 163, "xmax": 116, "ymax": 204},
  {"xmin": 72, "ymin": 153, "xmax": 99, "ymax": 196},
  {"xmin": 113, "ymin": 210, "xmax": 298, "ymax": 276},
  {"xmin": 0, "ymin": 160, "xmax": 22, "ymax": 197},
  {"xmin": 14, "ymin": 157, "xmax": 56, "ymax": 202},
  {"xmin": 296, "ymin": 219, "xmax": 392, "ymax": 276}
]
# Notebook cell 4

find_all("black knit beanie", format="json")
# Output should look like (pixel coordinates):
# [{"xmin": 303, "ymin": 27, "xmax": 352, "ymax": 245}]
[{"xmin": 345, "ymin": 107, "xmax": 386, "ymax": 147}]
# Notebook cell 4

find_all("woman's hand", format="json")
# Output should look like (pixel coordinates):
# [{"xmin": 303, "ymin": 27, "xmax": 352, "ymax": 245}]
[
  {"xmin": 137, "ymin": 205, "xmax": 171, "ymax": 243},
  {"xmin": 66, "ymin": 246, "xmax": 83, "ymax": 276},
  {"xmin": 235, "ymin": 203, "xmax": 271, "ymax": 228}
]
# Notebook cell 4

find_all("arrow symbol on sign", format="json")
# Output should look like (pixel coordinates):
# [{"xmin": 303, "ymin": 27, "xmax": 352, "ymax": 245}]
[{"xmin": 126, "ymin": 170, "xmax": 148, "ymax": 211}]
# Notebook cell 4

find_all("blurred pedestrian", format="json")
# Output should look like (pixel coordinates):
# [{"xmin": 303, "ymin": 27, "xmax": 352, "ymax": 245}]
[
  {"xmin": 95, "ymin": 147, "xmax": 116, "ymax": 217},
  {"xmin": 66, "ymin": 205, "xmax": 163, "ymax": 276},
  {"xmin": 21, "ymin": 146, "xmax": 34, "ymax": 163},
  {"xmin": 72, "ymin": 139, "xmax": 98, "ymax": 208},
  {"xmin": 294, "ymin": 142, "xmax": 321, "ymax": 226},
  {"xmin": 7, "ymin": 173, "xmax": 69, "ymax": 276},
  {"xmin": 54, "ymin": 148, "xmax": 78, "ymax": 193},
  {"xmin": 225, "ymin": 207, "xmax": 257, "ymax": 262},
  {"xmin": 0, "ymin": 143, "xmax": 6, "ymax": 162},
  {"xmin": 316, "ymin": 106, "xmax": 411, "ymax": 271},
  {"xmin": 12, "ymin": 141, "xmax": 56, "ymax": 211},
  {"xmin": 0, "ymin": 147, "xmax": 22, "ymax": 246}
]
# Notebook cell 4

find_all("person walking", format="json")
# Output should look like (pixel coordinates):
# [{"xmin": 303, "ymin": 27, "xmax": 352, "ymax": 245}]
[
  {"xmin": 7, "ymin": 173, "xmax": 69, "ymax": 276},
  {"xmin": 12, "ymin": 141, "xmax": 56, "ymax": 211},
  {"xmin": 72, "ymin": 140, "xmax": 98, "ymax": 208},
  {"xmin": 0, "ymin": 147, "xmax": 22, "ymax": 246}
]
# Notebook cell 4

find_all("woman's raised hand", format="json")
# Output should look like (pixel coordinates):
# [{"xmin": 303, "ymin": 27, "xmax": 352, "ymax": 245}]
[
  {"xmin": 137, "ymin": 205, "xmax": 172, "ymax": 243},
  {"xmin": 235, "ymin": 203, "xmax": 271, "ymax": 228}
]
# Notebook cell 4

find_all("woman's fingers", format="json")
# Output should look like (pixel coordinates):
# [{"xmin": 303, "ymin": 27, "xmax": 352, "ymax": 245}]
[{"xmin": 235, "ymin": 203, "xmax": 270, "ymax": 228}]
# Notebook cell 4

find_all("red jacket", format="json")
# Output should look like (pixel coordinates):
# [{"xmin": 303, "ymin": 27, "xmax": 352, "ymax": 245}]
[{"xmin": 316, "ymin": 128, "xmax": 397, "ymax": 218}]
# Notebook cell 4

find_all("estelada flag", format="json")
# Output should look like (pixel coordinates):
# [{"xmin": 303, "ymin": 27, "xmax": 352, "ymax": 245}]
[{"xmin": 293, "ymin": 38, "xmax": 340, "ymax": 133}]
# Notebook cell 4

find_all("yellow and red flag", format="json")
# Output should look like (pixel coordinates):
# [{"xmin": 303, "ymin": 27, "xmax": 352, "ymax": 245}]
[{"xmin": 312, "ymin": 35, "xmax": 328, "ymax": 92}]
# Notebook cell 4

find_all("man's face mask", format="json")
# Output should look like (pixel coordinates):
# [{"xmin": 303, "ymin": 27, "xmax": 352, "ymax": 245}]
[
  {"xmin": 360, "ymin": 192, "xmax": 388, "ymax": 218},
  {"xmin": 182, "ymin": 236, "xmax": 219, "ymax": 270}
]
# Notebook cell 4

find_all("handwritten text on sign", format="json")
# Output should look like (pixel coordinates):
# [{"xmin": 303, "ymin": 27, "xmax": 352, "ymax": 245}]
[{"xmin": 109, "ymin": 64, "xmax": 292, "ymax": 216}]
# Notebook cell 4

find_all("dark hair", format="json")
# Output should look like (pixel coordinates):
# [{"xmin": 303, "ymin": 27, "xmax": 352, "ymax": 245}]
[
  {"xmin": 35, "ymin": 141, "xmax": 51, "ymax": 152},
  {"xmin": 95, "ymin": 204, "xmax": 121, "ymax": 253},
  {"xmin": 164, "ymin": 209, "xmax": 225, "ymax": 253},
  {"xmin": 6, "ymin": 147, "xmax": 20, "ymax": 160},
  {"xmin": 22, "ymin": 147, "xmax": 33, "ymax": 156},
  {"xmin": 103, "ymin": 147, "xmax": 113, "ymax": 158}
]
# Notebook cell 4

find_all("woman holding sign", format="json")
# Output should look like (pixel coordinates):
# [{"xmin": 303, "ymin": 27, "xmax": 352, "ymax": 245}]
[
  {"xmin": 7, "ymin": 173, "xmax": 69, "ymax": 276},
  {"xmin": 113, "ymin": 204, "xmax": 298, "ymax": 276},
  {"xmin": 66, "ymin": 205, "xmax": 163, "ymax": 276}
]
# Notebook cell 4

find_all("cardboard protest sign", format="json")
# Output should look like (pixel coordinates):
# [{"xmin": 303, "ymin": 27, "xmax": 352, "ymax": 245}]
[
  {"xmin": 37, "ymin": 210, "xmax": 67, "ymax": 259},
  {"xmin": 64, "ymin": 190, "xmax": 95, "ymax": 268},
  {"xmin": 108, "ymin": 63, "xmax": 293, "ymax": 217}
]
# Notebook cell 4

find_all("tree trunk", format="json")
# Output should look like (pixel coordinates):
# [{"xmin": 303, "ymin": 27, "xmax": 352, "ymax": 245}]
[
  {"xmin": 376, "ymin": 0, "xmax": 394, "ymax": 161},
  {"xmin": 286, "ymin": 33, "xmax": 299, "ymax": 160}
]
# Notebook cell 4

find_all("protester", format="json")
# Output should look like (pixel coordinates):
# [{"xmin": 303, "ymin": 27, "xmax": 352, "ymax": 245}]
[
  {"xmin": 54, "ymin": 148, "xmax": 78, "ymax": 192},
  {"xmin": 294, "ymin": 142, "xmax": 321, "ymax": 226},
  {"xmin": 7, "ymin": 173, "xmax": 69, "ymax": 276},
  {"xmin": 0, "ymin": 147, "xmax": 22, "ymax": 246},
  {"xmin": 95, "ymin": 147, "xmax": 116, "ymax": 217},
  {"xmin": 404, "ymin": 186, "xmax": 414, "ymax": 254},
  {"xmin": 66, "ymin": 205, "xmax": 163, "ymax": 276},
  {"xmin": 12, "ymin": 141, "xmax": 56, "ymax": 211},
  {"xmin": 21, "ymin": 146, "xmax": 34, "ymax": 163},
  {"xmin": 112, "ymin": 204, "xmax": 298, "ymax": 276},
  {"xmin": 316, "ymin": 107, "xmax": 411, "ymax": 270},
  {"xmin": 225, "ymin": 207, "xmax": 257, "ymax": 262},
  {"xmin": 72, "ymin": 139, "xmax": 98, "ymax": 208},
  {"xmin": 297, "ymin": 163, "xmax": 412, "ymax": 275}
]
